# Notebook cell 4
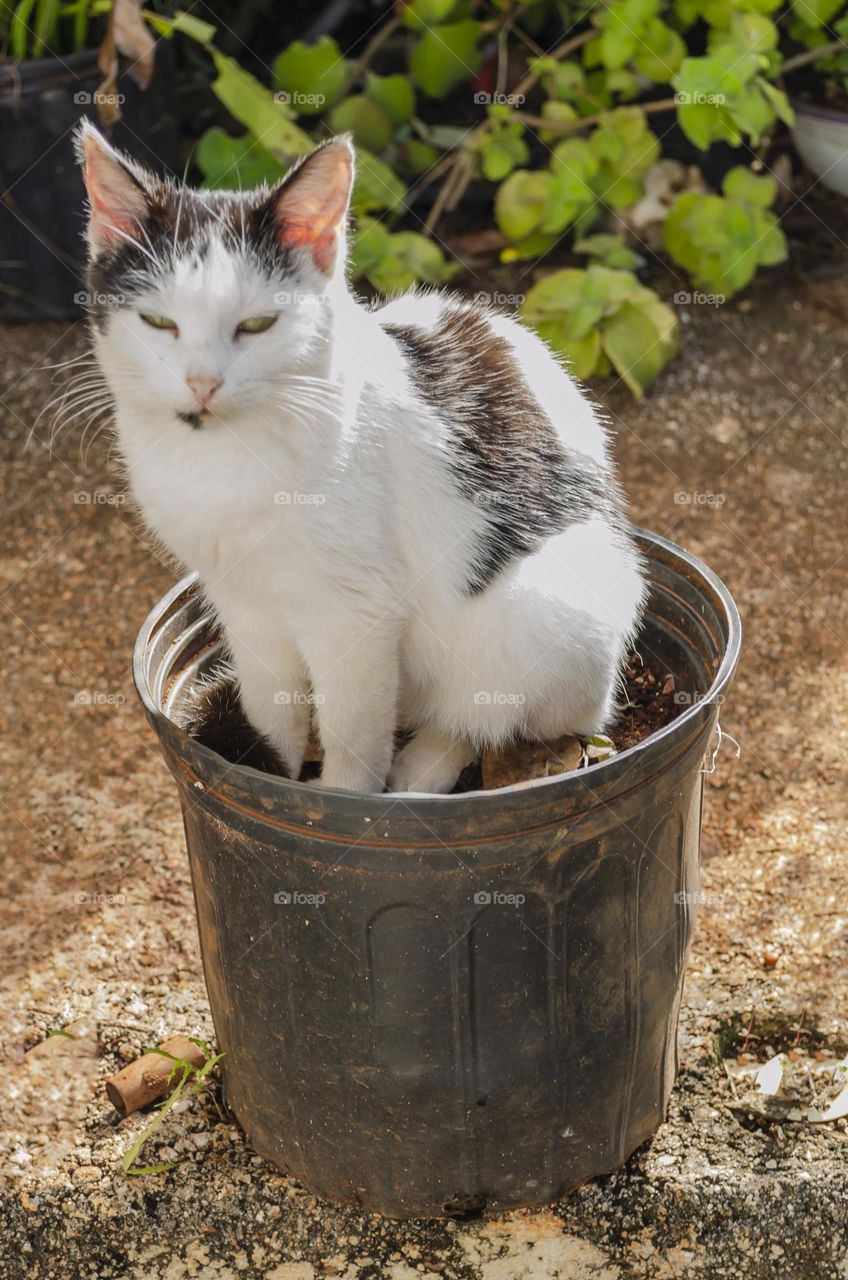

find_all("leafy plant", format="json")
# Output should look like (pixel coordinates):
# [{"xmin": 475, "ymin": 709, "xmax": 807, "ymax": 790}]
[
  {"xmin": 0, "ymin": 0, "xmax": 169, "ymax": 59},
  {"xmin": 664, "ymin": 166, "xmax": 787, "ymax": 297},
  {"xmin": 26, "ymin": 0, "xmax": 841, "ymax": 395},
  {"xmin": 122, "ymin": 1038, "xmax": 223, "ymax": 1176},
  {"xmin": 520, "ymin": 265, "xmax": 678, "ymax": 397}
]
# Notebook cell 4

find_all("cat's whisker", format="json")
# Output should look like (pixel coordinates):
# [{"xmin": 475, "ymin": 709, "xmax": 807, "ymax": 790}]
[
  {"xmin": 34, "ymin": 377, "xmax": 112, "ymax": 437},
  {"xmin": 46, "ymin": 392, "xmax": 113, "ymax": 453}
]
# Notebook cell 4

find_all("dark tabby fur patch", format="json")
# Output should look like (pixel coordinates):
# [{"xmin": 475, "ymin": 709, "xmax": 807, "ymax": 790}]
[
  {"xmin": 384, "ymin": 301, "xmax": 624, "ymax": 593},
  {"xmin": 179, "ymin": 678, "xmax": 288, "ymax": 776}
]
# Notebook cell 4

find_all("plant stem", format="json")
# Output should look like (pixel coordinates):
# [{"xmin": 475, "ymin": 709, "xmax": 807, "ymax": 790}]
[
  {"xmin": 515, "ymin": 95, "xmax": 677, "ymax": 132},
  {"xmin": 512, "ymin": 25, "xmax": 595, "ymax": 99},
  {"xmin": 422, "ymin": 25, "xmax": 597, "ymax": 237},
  {"xmin": 781, "ymin": 37, "xmax": 848, "ymax": 75},
  {"xmin": 345, "ymin": 12, "xmax": 402, "ymax": 91}
]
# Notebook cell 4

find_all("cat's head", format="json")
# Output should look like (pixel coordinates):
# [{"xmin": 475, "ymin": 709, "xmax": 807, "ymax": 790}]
[{"xmin": 76, "ymin": 122, "xmax": 354, "ymax": 429}]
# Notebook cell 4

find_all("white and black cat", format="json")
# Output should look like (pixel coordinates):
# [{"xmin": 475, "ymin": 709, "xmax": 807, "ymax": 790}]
[{"xmin": 76, "ymin": 121, "xmax": 645, "ymax": 794}]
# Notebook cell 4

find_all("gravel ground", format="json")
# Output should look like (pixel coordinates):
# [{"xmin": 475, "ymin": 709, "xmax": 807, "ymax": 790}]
[{"xmin": 1, "ymin": 273, "xmax": 847, "ymax": 1278}]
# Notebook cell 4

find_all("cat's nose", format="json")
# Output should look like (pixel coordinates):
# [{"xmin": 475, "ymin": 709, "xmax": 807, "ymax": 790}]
[{"xmin": 186, "ymin": 373, "xmax": 223, "ymax": 408}]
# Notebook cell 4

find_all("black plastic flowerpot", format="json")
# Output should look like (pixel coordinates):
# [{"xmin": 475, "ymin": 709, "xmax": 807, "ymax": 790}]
[
  {"xmin": 0, "ymin": 45, "xmax": 179, "ymax": 320},
  {"xmin": 133, "ymin": 528, "xmax": 740, "ymax": 1219}
]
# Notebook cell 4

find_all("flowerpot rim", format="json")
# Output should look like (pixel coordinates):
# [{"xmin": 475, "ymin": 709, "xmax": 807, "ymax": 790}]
[
  {"xmin": 133, "ymin": 526, "xmax": 742, "ymax": 817},
  {"xmin": 790, "ymin": 95, "xmax": 848, "ymax": 126},
  {"xmin": 0, "ymin": 45, "xmax": 100, "ymax": 81}
]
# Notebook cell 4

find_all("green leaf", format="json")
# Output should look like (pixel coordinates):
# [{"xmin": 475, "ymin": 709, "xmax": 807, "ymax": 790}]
[
  {"xmin": 633, "ymin": 19, "xmax": 686, "ymax": 81},
  {"xmin": 521, "ymin": 268, "xmax": 587, "ymax": 317},
  {"xmin": 402, "ymin": 0, "xmax": 460, "ymax": 27},
  {"xmin": 676, "ymin": 101, "xmax": 717, "ymax": 150},
  {"xmin": 478, "ymin": 121, "xmax": 529, "ymax": 182},
  {"xmin": 758, "ymin": 79, "xmax": 795, "ymax": 127},
  {"xmin": 195, "ymin": 128, "xmax": 284, "ymax": 189},
  {"xmin": 713, "ymin": 12, "xmax": 778, "ymax": 54},
  {"xmin": 791, "ymin": 0, "xmax": 843, "ymax": 26},
  {"xmin": 272, "ymin": 36, "xmax": 349, "ymax": 113},
  {"xmin": 574, "ymin": 233, "xmax": 640, "ymax": 269},
  {"xmin": 208, "ymin": 50, "xmax": 312, "ymax": 161},
  {"xmin": 531, "ymin": 57, "xmax": 586, "ymax": 103},
  {"xmin": 143, "ymin": 9, "xmax": 217, "ymax": 43},
  {"xmin": 521, "ymin": 265, "xmax": 676, "ymax": 395},
  {"xmin": 393, "ymin": 138, "xmax": 440, "ymax": 177},
  {"xmin": 410, "ymin": 20, "xmax": 482, "ymax": 97},
  {"xmin": 365, "ymin": 73, "xmax": 415, "ymax": 124},
  {"xmin": 603, "ymin": 300, "xmax": 672, "ymax": 397},
  {"xmin": 663, "ymin": 178, "xmax": 785, "ymax": 298},
  {"xmin": 537, "ymin": 100, "xmax": 579, "ymax": 143},
  {"xmin": 367, "ymin": 231, "xmax": 458, "ymax": 294},
  {"xmin": 536, "ymin": 322, "xmax": 603, "ymax": 379},
  {"xmin": 722, "ymin": 165, "xmax": 776, "ymax": 208},
  {"xmin": 349, "ymin": 216, "xmax": 391, "ymax": 277},
  {"xmin": 499, "ymin": 230, "xmax": 559, "ymax": 262},
  {"xmin": 351, "ymin": 149, "xmax": 407, "ymax": 215},
  {"xmin": 756, "ymin": 216, "xmax": 788, "ymax": 266},
  {"xmin": 328, "ymin": 96, "xmax": 394, "ymax": 152},
  {"xmin": 10, "ymin": 0, "xmax": 39, "ymax": 59},
  {"xmin": 495, "ymin": 169, "xmax": 552, "ymax": 241}
]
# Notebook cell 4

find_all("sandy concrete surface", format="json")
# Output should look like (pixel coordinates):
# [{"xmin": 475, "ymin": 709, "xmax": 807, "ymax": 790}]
[{"xmin": 1, "ymin": 274, "xmax": 847, "ymax": 1278}]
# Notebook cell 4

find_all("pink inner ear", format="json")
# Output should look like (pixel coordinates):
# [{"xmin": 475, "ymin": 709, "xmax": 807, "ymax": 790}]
[
  {"xmin": 84, "ymin": 142, "xmax": 147, "ymax": 248},
  {"xmin": 275, "ymin": 145, "xmax": 352, "ymax": 273}
]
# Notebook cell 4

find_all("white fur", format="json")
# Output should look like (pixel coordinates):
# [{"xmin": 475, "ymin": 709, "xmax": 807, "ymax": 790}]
[{"xmin": 86, "ymin": 154, "xmax": 644, "ymax": 794}]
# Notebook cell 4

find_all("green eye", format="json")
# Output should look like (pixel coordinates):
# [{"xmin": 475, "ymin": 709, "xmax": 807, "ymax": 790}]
[
  {"xmin": 140, "ymin": 313, "xmax": 178, "ymax": 332},
  {"xmin": 237, "ymin": 315, "xmax": 277, "ymax": 335}
]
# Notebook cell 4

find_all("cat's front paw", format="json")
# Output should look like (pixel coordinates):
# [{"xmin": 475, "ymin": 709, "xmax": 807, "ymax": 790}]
[
  {"xmin": 386, "ymin": 734, "xmax": 473, "ymax": 794},
  {"xmin": 313, "ymin": 760, "xmax": 388, "ymax": 794}
]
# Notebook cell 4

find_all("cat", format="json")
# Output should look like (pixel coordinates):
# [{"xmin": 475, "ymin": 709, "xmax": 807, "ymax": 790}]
[{"xmin": 76, "ymin": 121, "xmax": 646, "ymax": 794}]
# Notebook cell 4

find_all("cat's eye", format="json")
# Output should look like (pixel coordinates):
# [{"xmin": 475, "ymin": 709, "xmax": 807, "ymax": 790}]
[
  {"xmin": 236, "ymin": 315, "xmax": 277, "ymax": 335},
  {"xmin": 140, "ymin": 313, "xmax": 178, "ymax": 333}
]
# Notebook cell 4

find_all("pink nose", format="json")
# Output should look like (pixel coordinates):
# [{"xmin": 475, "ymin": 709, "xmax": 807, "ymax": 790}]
[{"xmin": 186, "ymin": 373, "xmax": 223, "ymax": 408}]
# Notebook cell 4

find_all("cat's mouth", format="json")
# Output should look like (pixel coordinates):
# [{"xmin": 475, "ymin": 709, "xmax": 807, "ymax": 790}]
[{"xmin": 177, "ymin": 409, "xmax": 209, "ymax": 430}]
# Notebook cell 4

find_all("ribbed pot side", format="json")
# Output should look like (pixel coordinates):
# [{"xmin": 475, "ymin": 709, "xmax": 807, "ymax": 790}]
[{"xmin": 134, "ymin": 529, "xmax": 741, "ymax": 1219}]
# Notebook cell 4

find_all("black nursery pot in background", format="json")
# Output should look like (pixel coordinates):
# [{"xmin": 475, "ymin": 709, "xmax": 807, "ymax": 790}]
[
  {"xmin": 134, "ymin": 529, "xmax": 741, "ymax": 1219},
  {"xmin": 0, "ymin": 45, "xmax": 178, "ymax": 320}
]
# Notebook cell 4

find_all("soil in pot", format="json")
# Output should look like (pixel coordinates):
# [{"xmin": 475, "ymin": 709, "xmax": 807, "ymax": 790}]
[{"xmin": 179, "ymin": 651, "xmax": 682, "ymax": 793}]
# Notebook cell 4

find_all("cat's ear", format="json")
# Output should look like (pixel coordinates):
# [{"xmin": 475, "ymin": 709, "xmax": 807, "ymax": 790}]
[
  {"xmin": 75, "ymin": 121, "xmax": 151, "ymax": 256},
  {"xmin": 268, "ymin": 136, "xmax": 355, "ymax": 275}
]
